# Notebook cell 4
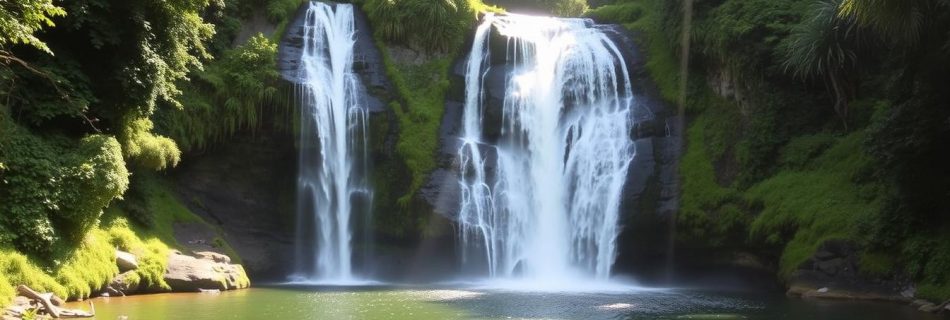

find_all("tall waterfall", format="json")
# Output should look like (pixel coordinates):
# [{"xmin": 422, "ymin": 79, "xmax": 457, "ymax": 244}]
[
  {"xmin": 457, "ymin": 14, "xmax": 636, "ymax": 283},
  {"xmin": 293, "ymin": 2, "xmax": 370, "ymax": 282}
]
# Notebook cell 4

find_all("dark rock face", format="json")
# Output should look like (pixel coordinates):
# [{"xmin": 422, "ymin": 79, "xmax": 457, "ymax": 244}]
[
  {"xmin": 422, "ymin": 20, "xmax": 681, "ymax": 281},
  {"xmin": 170, "ymin": 131, "xmax": 297, "ymax": 280},
  {"xmin": 787, "ymin": 239, "xmax": 913, "ymax": 302},
  {"xmin": 277, "ymin": 2, "xmax": 391, "ymax": 113},
  {"xmin": 275, "ymin": 2, "xmax": 434, "ymax": 279}
]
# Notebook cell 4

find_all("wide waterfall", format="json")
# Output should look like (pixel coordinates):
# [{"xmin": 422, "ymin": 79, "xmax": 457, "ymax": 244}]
[
  {"xmin": 293, "ymin": 2, "xmax": 370, "ymax": 282},
  {"xmin": 457, "ymin": 13, "xmax": 636, "ymax": 284}
]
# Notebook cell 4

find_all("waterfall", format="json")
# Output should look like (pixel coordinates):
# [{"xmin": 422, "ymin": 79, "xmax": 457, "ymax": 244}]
[
  {"xmin": 457, "ymin": 14, "xmax": 636, "ymax": 283},
  {"xmin": 293, "ymin": 2, "xmax": 370, "ymax": 282}
]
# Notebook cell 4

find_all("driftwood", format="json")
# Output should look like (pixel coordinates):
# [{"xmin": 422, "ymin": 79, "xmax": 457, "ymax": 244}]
[{"xmin": 15, "ymin": 285, "xmax": 95, "ymax": 318}]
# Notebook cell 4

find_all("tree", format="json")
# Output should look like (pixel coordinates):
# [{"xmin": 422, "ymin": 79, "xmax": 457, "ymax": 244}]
[
  {"xmin": 782, "ymin": 0, "xmax": 862, "ymax": 128},
  {"xmin": 0, "ymin": 0, "xmax": 65, "ymax": 54}
]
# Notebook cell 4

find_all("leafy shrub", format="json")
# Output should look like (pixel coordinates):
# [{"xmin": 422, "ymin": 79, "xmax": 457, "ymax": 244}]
[
  {"xmin": 586, "ymin": 3, "xmax": 643, "ymax": 24},
  {"xmin": 547, "ymin": 0, "xmax": 588, "ymax": 16},
  {"xmin": 364, "ymin": 0, "xmax": 496, "ymax": 53},
  {"xmin": 158, "ymin": 34, "xmax": 287, "ymax": 152},
  {"xmin": 0, "ymin": 121, "xmax": 129, "ymax": 253}
]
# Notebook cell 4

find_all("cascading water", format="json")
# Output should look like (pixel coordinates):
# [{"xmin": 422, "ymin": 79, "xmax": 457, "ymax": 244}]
[
  {"xmin": 457, "ymin": 13, "xmax": 636, "ymax": 285},
  {"xmin": 293, "ymin": 2, "xmax": 370, "ymax": 282}
]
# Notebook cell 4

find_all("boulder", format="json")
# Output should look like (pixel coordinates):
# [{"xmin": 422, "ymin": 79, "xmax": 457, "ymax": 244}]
[
  {"xmin": 164, "ymin": 251, "xmax": 249, "ymax": 292},
  {"xmin": 108, "ymin": 271, "xmax": 140, "ymax": 295},
  {"xmin": 919, "ymin": 303, "xmax": 941, "ymax": 313},
  {"xmin": 116, "ymin": 250, "xmax": 139, "ymax": 272},
  {"xmin": 912, "ymin": 299, "xmax": 932, "ymax": 307},
  {"xmin": 900, "ymin": 287, "xmax": 916, "ymax": 299}
]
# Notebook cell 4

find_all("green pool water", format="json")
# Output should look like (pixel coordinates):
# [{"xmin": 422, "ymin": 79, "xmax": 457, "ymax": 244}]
[{"xmin": 70, "ymin": 285, "xmax": 948, "ymax": 320}]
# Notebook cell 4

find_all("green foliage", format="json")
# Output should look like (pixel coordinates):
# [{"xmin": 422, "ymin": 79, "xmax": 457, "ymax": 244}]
[
  {"xmin": 0, "ymin": 213, "xmax": 176, "ymax": 305},
  {"xmin": 158, "ymin": 34, "xmax": 288, "ymax": 152},
  {"xmin": 57, "ymin": 0, "xmax": 215, "ymax": 112},
  {"xmin": 695, "ymin": 0, "xmax": 807, "ymax": 74},
  {"xmin": 858, "ymin": 251, "xmax": 895, "ymax": 277},
  {"xmin": 677, "ymin": 113, "xmax": 747, "ymax": 247},
  {"xmin": 595, "ymin": 0, "xmax": 679, "ymax": 103},
  {"xmin": 918, "ymin": 283, "xmax": 950, "ymax": 302},
  {"xmin": 265, "ymin": 0, "xmax": 305, "ymax": 23},
  {"xmin": 2, "ymin": 58, "xmax": 97, "ymax": 126},
  {"xmin": 120, "ymin": 118, "xmax": 181, "ymax": 170},
  {"xmin": 586, "ymin": 3, "xmax": 643, "ymax": 24},
  {"xmin": 781, "ymin": 0, "xmax": 860, "ymax": 80},
  {"xmin": 745, "ymin": 133, "xmax": 881, "ymax": 275},
  {"xmin": 380, "ymin": 54, "xmax": 453, "ymax": 203},
  {"xmin": 0, "ymin": 0, "xmax": 65, "ymax": 53},
  {"xmin": 99, "ymin": 213, "xmax": 173, "ymax": 291},
  {"xmin": 363, "ymin": 0, "xmax": 497, "ymax": 53},
  {"xmin": 0, "ymin": 120, "xmax": 129, "ymax": 253},
  {"xmin": 778, "ymin": 133, "xmax": 835, "ymax": 169},
  {"xmin": 611, "ymin": 0, "xmax": 950, "ymax": 300},
  {"xmin": 900, "ymin": 234, "xmax": 950, "ymax": 301},
  {"xmin": 838, "ymin": 0, "xmax": 936, "ymax": 44},
  {"xmin": 0, "ymin": 172, "xmax": 223, "ymax": 305},
  {"xmin": 487, "ymin": 0, "xmax": 587, "ymax": 16},
  {"xmin": 547, "ymin": 0, "xmax": 589, "ymax": 16}
]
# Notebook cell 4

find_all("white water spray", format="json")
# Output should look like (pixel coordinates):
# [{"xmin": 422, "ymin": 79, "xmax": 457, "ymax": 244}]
[
  {"xmin": 293, "ymin": 2, "xmax": 370, "ymax": 282},
  {"xmin": 457, "ymin": 14, "xmax": 636, "ymax": 284}
]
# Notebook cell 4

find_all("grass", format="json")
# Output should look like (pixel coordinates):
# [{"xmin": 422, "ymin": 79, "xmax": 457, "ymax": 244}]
[
  {"xmin": 745, "ymin": 132, "xmax": 881, "ymax": 276},
  {"xmin": 0, "ymin": 214, "xmax": 170, "ymax": 304},
  {"xmin": 0, "ymin": 173, "xmax": 235, "ymax": 305}
]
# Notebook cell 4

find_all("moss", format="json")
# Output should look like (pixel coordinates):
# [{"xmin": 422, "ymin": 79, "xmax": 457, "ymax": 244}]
[
  {"xmin": 613, "ymin": 0, "xmax": 681, "ymax": 104},
  {"xmin": 778, "ymin": 133, "xmax": 836, "ymax": 169},
  {"xmin": 918, "ymin": 283, "xmax": 950, "ymax": 302},
  {"xmin": 586, "ymin": 2, "xmax": 644, "ymax": 25},
  {"xmin": 377, "ymin": 47, "xmax": 455, "ymax": 203},
  {"xmin": 859, "ymin": 252, "xmax": 896, "ymax": 277},
  {"xmin": 234, "ymin": 265, "xmax": 252, "ymax": 289},
  {"xmin": 677, "ymin": 113, "xmax": 747, "ymax": 247},
  {"xmin": 745, "ymin": 132, "xmax": 882, "ymax": 276}
]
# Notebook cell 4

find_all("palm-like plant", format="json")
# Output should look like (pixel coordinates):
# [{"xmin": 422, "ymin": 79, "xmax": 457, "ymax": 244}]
[
  {"xmin": 408, "ymin": 0, "xmax": 469, "ymax": 52},
  {"xmin": 366, "ymin": 0, "xmax": 408, "ymax": 43},
  {"xmin": 783, "ymin": 0, "xmax": 863, "ymax": 128},
  {"xmin": 838, "ymin": 0, "xmax": 928, "ymax": 44}
]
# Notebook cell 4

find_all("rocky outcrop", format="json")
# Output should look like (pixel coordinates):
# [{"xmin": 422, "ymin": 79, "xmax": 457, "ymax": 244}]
[
  {"xmin": 170, "ymin": 133, "xmax": 296, "ymax": 280},
  {"xmin": 781, "ymin": 240, "xmax": 950, "ymax": 315},
  {"xmin": 420, "ymin": 17, "xmax": 681, "ymax": 282},
  {"xmin": 100, "ymin": 249, "xmax": 248, "ymax": 297},
  {"xmin": 106, "ymin": 271, "xmax": 140, "ymax": 296},
  {"xmin": 163, "ymin": 251, "xmax": 250, "ymax": 292},
  {"xmin": 115, "ymin": 250, "xmax": 138, "ymax": 272}
]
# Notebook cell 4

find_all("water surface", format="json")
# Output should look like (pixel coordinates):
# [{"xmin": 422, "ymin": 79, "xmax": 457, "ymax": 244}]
[{"xmin": 71, "ymin": 285, "xmax": 948, "ymax": 320}]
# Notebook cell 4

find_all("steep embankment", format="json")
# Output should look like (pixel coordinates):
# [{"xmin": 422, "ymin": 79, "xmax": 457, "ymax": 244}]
[
  {"xmin": 0, "ymin": 0, "xmax": 299, "ymax": 305},
  {"xmin": 589, "ymin": 0, "xmax": 950, "ymax": 306}
]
